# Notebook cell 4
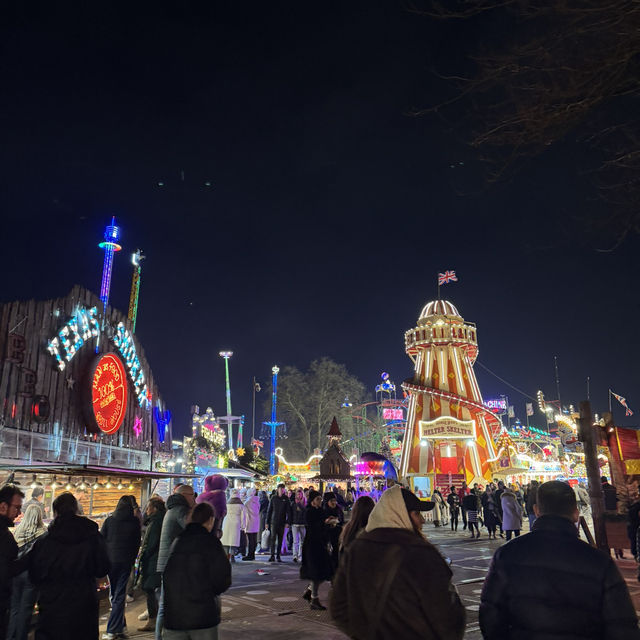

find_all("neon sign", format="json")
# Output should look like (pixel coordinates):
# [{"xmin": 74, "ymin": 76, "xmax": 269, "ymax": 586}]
[
  {"xmin": 383, "ymin": 408, "xmax": 403, "ymax": 421},
  {"xmin": 154, "ymin": 406, "xmax": 171, "ymax": 443},
  {"xmin": 91, "ymin": 353, "xmax": 128, "ymax": 434},
  {"xmin": 47, "ymin": 307, "xmax": 100, "ymax": 371},
  {"xmin": 484, "ymin": 399, "xmax": 507, "ymax": 413},
  {"xmin": 112, "ymin": 322, "xmax": 149, "ymax": 407}
]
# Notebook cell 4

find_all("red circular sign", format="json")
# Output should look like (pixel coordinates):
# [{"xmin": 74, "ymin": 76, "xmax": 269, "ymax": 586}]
[{"xmin": 91, "ymin": 353, "xmax": 128, "ymax": 434}]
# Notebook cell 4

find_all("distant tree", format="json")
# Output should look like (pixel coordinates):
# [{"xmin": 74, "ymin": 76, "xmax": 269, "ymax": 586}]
[
  {"xmin": 266, "ymin": 358, "xmax": 367, "ymax": 459},
  {"xmin": 413, "ymin": 0, "xmax": 640, "ymax": 249}
]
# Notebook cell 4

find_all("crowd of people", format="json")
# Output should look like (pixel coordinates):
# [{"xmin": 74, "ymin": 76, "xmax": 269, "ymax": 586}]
[{"xmin": 2, "ymin": 474, "xmax": 640, "ymax": 639}]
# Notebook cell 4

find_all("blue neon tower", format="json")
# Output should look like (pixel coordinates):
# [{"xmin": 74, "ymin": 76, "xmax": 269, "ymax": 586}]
[
  {"xmin": 98, "ymin": 217, "xmax": 122, "ymax": 309},
  {"xmin": 264, "ymin": 365, "xmax": 284, "ymax": 475}
]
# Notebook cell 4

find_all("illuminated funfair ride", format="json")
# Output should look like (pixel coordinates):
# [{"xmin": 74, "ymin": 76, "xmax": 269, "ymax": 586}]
[
  {"xmin": 338, "ymin": 372, "xmax": 407, "ymax": 468},
  {"xmin": 127, "ymin": 249, "xmax": 145, "ymax": 333},
  {"xmin": 399, "ymin": 300, "xmax": 499, "ymax": 495}
]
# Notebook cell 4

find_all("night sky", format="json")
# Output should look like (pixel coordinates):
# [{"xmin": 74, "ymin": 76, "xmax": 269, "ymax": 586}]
[{"xmin": 1, "ymin": 3, "xmax": 638, "ymax": 437}]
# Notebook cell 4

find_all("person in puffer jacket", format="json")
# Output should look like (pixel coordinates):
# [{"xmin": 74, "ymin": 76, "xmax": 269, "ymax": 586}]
[{"xmin": 196, "ymin": 475, "xmax": 228, "ymax": 539}]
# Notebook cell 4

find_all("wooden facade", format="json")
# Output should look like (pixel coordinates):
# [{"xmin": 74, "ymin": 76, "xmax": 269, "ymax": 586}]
[{"xmin": 0, "ymin": 285, "xmax": 171, "ymax": 468}]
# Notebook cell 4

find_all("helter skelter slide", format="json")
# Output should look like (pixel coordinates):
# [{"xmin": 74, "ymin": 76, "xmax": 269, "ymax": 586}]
[{"xmin": 399, "ymin": 300, "xmax": 499, "ymax": 496}]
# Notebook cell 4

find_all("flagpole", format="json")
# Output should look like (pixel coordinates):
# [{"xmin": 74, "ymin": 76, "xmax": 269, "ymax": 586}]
[
  {"xmin": 608, "ymin": 389, "xmax": 612, "ymax": 413},
  {"xmin": 437, "ymin": 273, "xmax": 440, "ymax": 300},
  {"xmin": 252, "ymin": 376, "xmax": 257, "ymax": 441},
  {"xmin": 526, "ymin": 403, "xmax": 530, "ymax": 428}
]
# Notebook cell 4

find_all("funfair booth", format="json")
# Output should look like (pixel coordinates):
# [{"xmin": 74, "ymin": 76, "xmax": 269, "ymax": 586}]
[{"xmin": 0, "ymin": 285, "xmax": 175, "ymax": 515}]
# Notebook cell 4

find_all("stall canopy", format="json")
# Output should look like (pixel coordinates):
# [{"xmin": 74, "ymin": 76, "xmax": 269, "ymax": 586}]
[{"xmin": 0, "ymin": 463, "xmax": 200, "ymax": 480}]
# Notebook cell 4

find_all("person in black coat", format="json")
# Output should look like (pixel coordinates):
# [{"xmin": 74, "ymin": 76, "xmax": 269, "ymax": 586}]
[
  {"xmin": 101, "ymin": 495, "xmax": 141, "ymax": 638},
  {"xmin": 300, "ymin": 490, "xmax": 334, "ymax": 610},
  {"xmin": 162, "ymin": 502, "xmax": 231, "ymax": 639},
  {"xmin": 322, "ymin": 493, "xmax": 344, "ymax": 569},
  {"xmin": 137, "ymin": 497, "xmax": 166, "ymax": 632},
  {"xmin": 266, "ymin": 484, "xmax": 291, "ymax": 562},
  {"xmin": 480, "ymin": 480, "xmax": 640, "ymax": 640},
  {"xmin": 29, "ymin": 492, "xmax": 110, "ymax": 640},
  {"xmin": 0, "ymin": 485, "xmax": 24, "ymax": 639}
]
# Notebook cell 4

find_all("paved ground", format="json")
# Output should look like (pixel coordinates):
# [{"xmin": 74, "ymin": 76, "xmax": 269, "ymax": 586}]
[{"xmin": 101, "ymin": 520, "xmax": 640, "ymax": 639}]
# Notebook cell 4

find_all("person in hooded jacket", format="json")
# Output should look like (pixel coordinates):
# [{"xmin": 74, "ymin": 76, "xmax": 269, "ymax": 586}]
[
  {"xmin": 136, "ymin": 497, "xmax": 166, "ymax": 632},
  {"xmin": 300, "ymin": 491, "xmax": 334, "ymax": 610},
  {"xmin": 220, "ymin": 490, "xmax": 246, "ymax": 562},
  {"xmin": 155, "ymin": 484, "xmax": 196, "ymax": 640},
  {"xmin": 29, "ymin": 492, "xmax": 110, "ymax": 640},
  {"xmin": 101, "ymin": 495, "xmax": 141, "ymax": 639},
  {"xmin": 163, "ymin": 502, "xmax": 231, "ymax": 640},
  {"xmin": 330, "ymin": 485, "xmax": 465, "ymax": 640},
  {"xmin": 241, "ymin": 489, "xmax": 260, "ymax": 561},
  {"xmin": 195, "ymin": 475, "xmax": 228, "ymax": 540}
]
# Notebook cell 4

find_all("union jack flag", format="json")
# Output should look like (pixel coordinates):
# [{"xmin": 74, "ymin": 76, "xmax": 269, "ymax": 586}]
[
  {"xmin": 438, "ymin": 270, "xmax": 458, "ymax": 285},
  {"xmin": 612, "ymin": 391, "xmax": 634, "ymax": 416}
]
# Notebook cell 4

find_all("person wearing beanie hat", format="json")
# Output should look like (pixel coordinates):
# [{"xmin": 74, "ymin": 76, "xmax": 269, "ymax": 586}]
[
  {"xmin": 330, "ymin": 485, "xmax": 465, "ymax": 640},
  {"xmin": 322, "ymin": 491, "xmax": 344, "ymax": 570},
  {"xmin": 299, "ymin": 490, "xmax": 334, "ymax": 610}
]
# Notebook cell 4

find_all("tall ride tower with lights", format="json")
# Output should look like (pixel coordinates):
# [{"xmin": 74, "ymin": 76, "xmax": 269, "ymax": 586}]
[
  {"xmin": 264, "ymin": 366, "xmax": 284, "ymax": 475},
  {"xmin": 128, "ymin": 249, "xmax": 145, "ymax": 332},
  {"xmin": 98, "ymin": 217, "xmax": 122, "ymax": 310},
  {"xmin": 399, "ymin": 300, "xmax": 499, "ymax": 493}
]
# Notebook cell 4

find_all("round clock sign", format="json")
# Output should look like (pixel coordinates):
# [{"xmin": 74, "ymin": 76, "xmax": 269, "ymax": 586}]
[{"xmin": 90, "ymin": 353, "xmax": 128, "ymax": 434}]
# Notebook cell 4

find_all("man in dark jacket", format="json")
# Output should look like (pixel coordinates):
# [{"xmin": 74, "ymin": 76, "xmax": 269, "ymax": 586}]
[
  {"xmin": 266, "ymin": 484, "xmax": 291, "ymax": 562},
  {"xmin": 163, "ymin": 502, "xmax": 231, "ymax": 640},
  {"xmin": 155, "ymin": 484, "xmax": 195, "ymax": 640},
  {"xmin": 0, "ymin": 485, "xmax": 24, "ymax": 639},
  {"xmin": 101, "ymin": 495, "xmax": 141, "ymax": 639},
  {"xmin": 29, "ymin": 492, "xmax": 110, "ymax": 640},
  {"xmin": 331, "ymin": 486, "xmax": 465, "ymax": 640},
  {"xmin": 138, "ymin": 497, "xmax": 166, "ymax": 632},
  {"xmin": 480, "ymin": 480, "xmax": 640, "ymax": 640}
]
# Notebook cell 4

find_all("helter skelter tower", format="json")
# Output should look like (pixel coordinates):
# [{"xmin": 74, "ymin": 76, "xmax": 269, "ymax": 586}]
[{"xmin": 399, "ymin": 300, "xmax": 500, "ymax": 493}]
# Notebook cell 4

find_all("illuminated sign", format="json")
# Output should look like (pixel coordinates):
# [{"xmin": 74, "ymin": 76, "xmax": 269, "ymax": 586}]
[
  {"xmin": 383, "ymin": 408, "xmax": 404, "ymax": 421},
  {"xmin": 484, "ymin": 399, "xmax": 507, "ymax": 413},
  {"xmin": 91, "ymin": 353, "xmax": 128, "ymax": 434},
  {"xmin": 112, "ymin": 322, "xmax": 149, "ymax": 407},
  {"xmin": 47, "ymin": 306, "xmax": 100, "ymax": 371},
  {"xmin": 419, "ymin": 416, "xmax": 475, "ymax": 439}
]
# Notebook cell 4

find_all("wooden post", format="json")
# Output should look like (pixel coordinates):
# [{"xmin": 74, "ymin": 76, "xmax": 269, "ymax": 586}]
[{"xmin": 577, "ymin": 400, "xmax": 609, "ymax": 553}]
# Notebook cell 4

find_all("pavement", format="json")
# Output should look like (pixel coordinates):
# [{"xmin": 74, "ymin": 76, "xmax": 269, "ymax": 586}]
[{"xmin": 100, "ymin": 521, "xmax": 640, "ymax": 640}]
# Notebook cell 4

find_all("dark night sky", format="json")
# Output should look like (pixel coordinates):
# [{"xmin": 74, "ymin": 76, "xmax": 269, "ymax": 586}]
[{"xmin": 1, "ymin": 3, "xmax": 638, "ymax": 437}]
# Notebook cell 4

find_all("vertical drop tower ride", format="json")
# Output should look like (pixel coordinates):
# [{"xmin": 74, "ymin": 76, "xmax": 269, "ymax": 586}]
[{"xmin": 128, "ymin": 249, "xmax": 145, "ymax": 332}]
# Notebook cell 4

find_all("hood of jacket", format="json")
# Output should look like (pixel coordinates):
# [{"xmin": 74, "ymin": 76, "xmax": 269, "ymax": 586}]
[
  {"xmin": 48, "ymin": 514, "xmax": 99, "ymax": 544},
  {"xmin": 166, "ymin": 493, "xmax": 190, "ymax": 511},
  {"xmin": 501, "ymin": 489, "xmax": 516, "ymax": 500},
  {"xmin": 204, "ymin": 474, "xmax": 228, "ymax": 492},
  {"xmin": 365, "ymin": 485, "xmax": 412, "ymax": 533}
]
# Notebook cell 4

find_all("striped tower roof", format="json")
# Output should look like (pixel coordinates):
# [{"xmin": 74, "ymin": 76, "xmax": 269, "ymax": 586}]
[{"xmin": 419, "ymin": 299, "xmax": 461, "ymax": 320}]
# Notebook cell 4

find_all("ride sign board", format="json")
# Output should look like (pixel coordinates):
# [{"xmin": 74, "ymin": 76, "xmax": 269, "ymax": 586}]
[
  {"xmin": 90, "ymin": 353, "xmax": 128, "ymax": 434},
  {"xmin": 383, "ymin": 408, "xmax": 404, "ymax": 421},
  {"xmin": 419, "ymin": 416, "xmax": 476, "ymax": 439}
]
